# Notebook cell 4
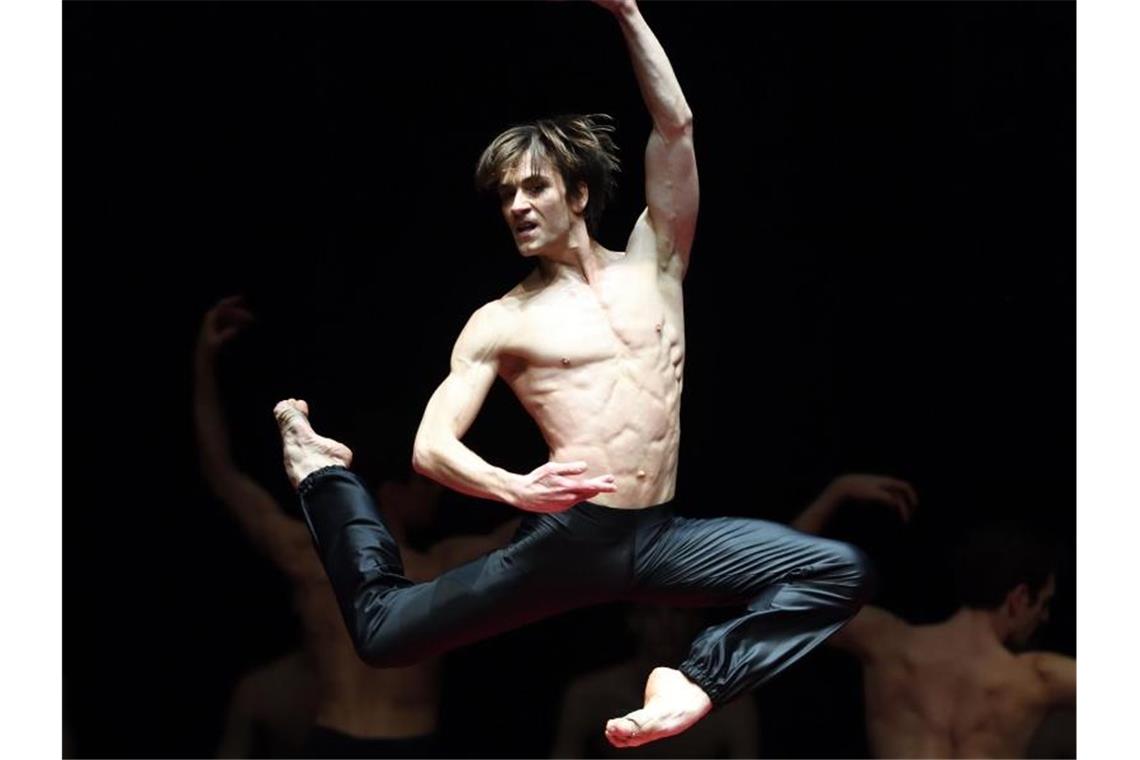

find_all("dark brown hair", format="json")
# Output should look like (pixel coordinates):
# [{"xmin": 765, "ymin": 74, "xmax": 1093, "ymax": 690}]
[{"xmin": 474, "ymin": 114, "xmax": 621, "ymax": 236}]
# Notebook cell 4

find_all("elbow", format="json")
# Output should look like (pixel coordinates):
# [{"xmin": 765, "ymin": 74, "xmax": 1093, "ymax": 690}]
[
  {"xmin": 677, "ymin": 107, "xmax": 693, "ymax": 133},
  {"xmin": 355, "ymin": 639, "xmax": 394, "ymax": 669},
  {"xmin": 663, "ymin": 107, "xmax": 693, "ymax": 139},
  {"xmin": 652, "ymin": 102, "xmax": 692, "ymax": 142},
  {"xmin": 352, "ymin": 627, "xmax": 417, "ymax": 670},
  {"xmin": 353, "ymin": 636, "xmax": 392, "ymax": 669},
  {"xmin": 411, "ymin": 440, "xmax": 438, "ymax": 479}
]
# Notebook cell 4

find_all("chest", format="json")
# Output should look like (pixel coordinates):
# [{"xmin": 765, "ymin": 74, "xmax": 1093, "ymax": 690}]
[{"xmin": 505, "ymin": 268, "xmax": 684, "ymax": 369}]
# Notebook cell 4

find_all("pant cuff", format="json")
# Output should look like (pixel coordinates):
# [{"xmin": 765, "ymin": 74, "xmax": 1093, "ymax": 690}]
[
  {"xmin": 297, "ymin": 464, "xmax": 351, "ymax": 498},
  {"xmin": 678, "ymin": 659, "xmax": 727, "ymax": 706}
]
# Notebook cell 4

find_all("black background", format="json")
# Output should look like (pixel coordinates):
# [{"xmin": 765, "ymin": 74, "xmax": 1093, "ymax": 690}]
[{"xmin": 65, "ymin": 1, "xmax": 1074, "ymax": 757}]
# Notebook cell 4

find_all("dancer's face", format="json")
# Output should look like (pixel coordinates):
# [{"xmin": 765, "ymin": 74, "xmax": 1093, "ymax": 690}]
[
  {"xmin": 1008, "ymin": 573, "xmax": 1056, "ymax": 645},
  {"xmin": 497, "ymin": 156, "xmax": 586, "ymax": 257}
]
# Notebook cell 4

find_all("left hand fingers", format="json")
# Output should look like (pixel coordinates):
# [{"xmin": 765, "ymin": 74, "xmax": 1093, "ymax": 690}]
[
  {"xmin": 216, "ymin": 304, "xmax": 255, "ymax": 322},
  {"xmin": 892, "ymin": 493, "xmax": 912, "ymax": 522},
  {"xmin": 883, "ymin": 480, "xmax": 918, "ymax": 510}
]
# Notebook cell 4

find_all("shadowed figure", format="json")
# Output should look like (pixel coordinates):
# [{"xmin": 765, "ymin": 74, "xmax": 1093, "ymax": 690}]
[
  {"xmin": 792, "ymin": 475, "xmax": 1075, "ymax": 759},
  {"xmin": 195, "ymin": 297, "xmax": 519, "ymax": 758},
  {"xmin": 216, "ymin": 649, "xmax": 316, "ymax": 759}
]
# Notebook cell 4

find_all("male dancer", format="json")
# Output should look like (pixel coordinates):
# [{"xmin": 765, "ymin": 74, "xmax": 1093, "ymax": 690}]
[
  {"xmin": 793, "ymin": 477, "xmax": 1075, "ymax": 758},
  {"xmin": 275, "ymin": 1, "xmax": 870, "ymax": 747}
]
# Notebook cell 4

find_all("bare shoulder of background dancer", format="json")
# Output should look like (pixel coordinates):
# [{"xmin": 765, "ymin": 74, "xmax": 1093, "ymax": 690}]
[{"xmin": 793, "ymin": 477, "xmax": 1075, "ymax": 758}]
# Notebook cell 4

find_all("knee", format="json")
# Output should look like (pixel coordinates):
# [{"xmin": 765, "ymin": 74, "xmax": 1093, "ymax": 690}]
[
  {"xmin": 353, "ymin": 629, "xmax": 415, "ymax": 669},
  {"xmin": 347, "ymin": 591, "xmax": 414, "ymax": 669},
  {"xmin": 356, "ymin": 642, "xmax": 400, "ymax": 669},
  {"xmin": 819, "ymin": 540, "xmax": 876, "ymax": 608}
]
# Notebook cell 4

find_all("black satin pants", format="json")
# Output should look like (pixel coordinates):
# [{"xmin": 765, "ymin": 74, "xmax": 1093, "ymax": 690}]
[{"xmin": 298, "ymin": 466, "xmax": 872, "ymax": 705}]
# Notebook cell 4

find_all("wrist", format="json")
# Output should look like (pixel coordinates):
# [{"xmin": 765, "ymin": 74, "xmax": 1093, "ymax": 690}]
[
  {"xmin": 808, "ymin": 485, "xmax": 844, "ymax": 517},
  {"xmin": 494, "ymin": 468, "xmax": 524, "ymax": 508},
  {"xmin": 822, "ymin": 478, "xmax": 852, "ymax": 503},
  {"xmin": 611, "ymin": 1, "xmax": 639, "ymax": 24}
]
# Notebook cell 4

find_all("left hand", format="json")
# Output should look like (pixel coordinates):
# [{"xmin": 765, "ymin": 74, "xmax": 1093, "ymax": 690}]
[
  {"xmin": 197, "ymin": 295, "xmax": 255, "ymax": 356},
  {"xmin": 825, "ymin": 474, "xmax": 918, "ymax": 523}
]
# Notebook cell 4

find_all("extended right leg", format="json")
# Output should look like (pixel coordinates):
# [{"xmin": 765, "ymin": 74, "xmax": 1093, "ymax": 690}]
[{"xmin": 275, "ymin": 400, "xmax": 629, "ymax": 667}]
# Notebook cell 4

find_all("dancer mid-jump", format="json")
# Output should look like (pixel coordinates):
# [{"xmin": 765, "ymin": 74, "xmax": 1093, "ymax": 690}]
[{"xmin": 276, "ymin": 0, "xmax": 871, "ymax": 748}]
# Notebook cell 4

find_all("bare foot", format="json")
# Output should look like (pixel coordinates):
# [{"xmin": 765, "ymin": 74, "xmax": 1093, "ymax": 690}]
[
  {"xmin": 273, "ymin": 399, "xmax": 353, "ymax": 489},
  {"xmin": 604, "ymin": 667, "xmax": 713, "ymax": 749}
]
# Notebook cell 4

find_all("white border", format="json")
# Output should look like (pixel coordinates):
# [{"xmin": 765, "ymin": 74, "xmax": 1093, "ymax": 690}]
[
  {"xmin": 1078, "ymin": 0, "xmax": 1140, "ymax": 756},
  {"xmin": 0, "ymin": 0, "xmax": 63, "ymax": 758}
]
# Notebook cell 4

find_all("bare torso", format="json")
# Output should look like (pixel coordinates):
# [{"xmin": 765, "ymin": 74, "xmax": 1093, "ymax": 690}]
[
  {"xmin": 498, "ymin": 248, "xmax": 685, "ymax": 509},
  {"xmin": 862, "ymin": 623, "xmax": 1061, "ymax": 758}
]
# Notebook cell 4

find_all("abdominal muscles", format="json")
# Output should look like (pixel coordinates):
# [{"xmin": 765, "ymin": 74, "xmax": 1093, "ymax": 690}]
[{"xmin": 509, "ymin": 323, "xmax": 685, "ymax": 509}]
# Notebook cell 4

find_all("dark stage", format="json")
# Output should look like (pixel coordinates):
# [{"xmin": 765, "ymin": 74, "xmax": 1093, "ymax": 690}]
[{"xmin": 66, "ymin": 2, "xmax": 1074, "ymax": 757}]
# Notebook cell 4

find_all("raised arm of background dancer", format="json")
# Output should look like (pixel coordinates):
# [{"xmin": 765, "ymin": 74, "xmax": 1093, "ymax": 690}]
[
  {"xmin": 596, "ymin": 0, "xmax": 698, "ymax": 276},
  {"xmin": 194, "ymin": 296, "xmax": 313, "ymax": 578},
  {"xmin": 1028, "ymin": 652, "xmax": 1077, "ymax": 707},
  {"xmin": 789, "ymin": 473, "xmax": 917, "ymax": 659},
  {"xmin": 791, "ymin": 473, "xmax": 918, "ymax": 534},
  {"xmin": 412, "ymin": 303, "xmax": 617, "ymax": 513}
]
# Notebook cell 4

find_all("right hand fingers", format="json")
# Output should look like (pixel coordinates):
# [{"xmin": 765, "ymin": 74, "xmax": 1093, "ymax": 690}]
[
  {"xmin": 578, "ymin": 475, "xmax": 617, "ymax": 494},
  {"xmin": 547, "ymin": 460, "xmax": 590, "ymax": 475},
  {"xmin": 548, "ymin": 473, "xmax": 616, "ymax": 490}
]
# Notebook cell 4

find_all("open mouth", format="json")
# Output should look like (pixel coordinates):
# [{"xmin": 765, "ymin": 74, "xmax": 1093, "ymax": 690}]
[{"xmin": 515, "ymin": 221, "xmax": 539, "ymax": 235}]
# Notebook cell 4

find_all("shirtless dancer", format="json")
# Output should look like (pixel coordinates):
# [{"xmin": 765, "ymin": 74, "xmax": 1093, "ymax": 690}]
[
  {"xmin": 274, "ymin": 1, "xmax": 871, "ymax": 748},
  {"xmin": 195, "ymin": 297, "xmax": 519, "ymax": 758},
  {"xmin": 792, "ymin": 477, "xmax": 1076, "ymax": 758}
]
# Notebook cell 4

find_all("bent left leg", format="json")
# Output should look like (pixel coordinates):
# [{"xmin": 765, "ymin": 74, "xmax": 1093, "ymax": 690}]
[
  {"xmin": 638, "ymin": 515, "xmax": 873, "ymax": 703},
  {"xmin": 607, "ymin": 516, "xmax": 872, "ymax": 746}
]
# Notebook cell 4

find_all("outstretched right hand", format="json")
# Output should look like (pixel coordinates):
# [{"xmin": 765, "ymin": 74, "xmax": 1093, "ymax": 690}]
[{"xmin": 513, "ymin": 461, "xmax": 617, "ymax": 513}]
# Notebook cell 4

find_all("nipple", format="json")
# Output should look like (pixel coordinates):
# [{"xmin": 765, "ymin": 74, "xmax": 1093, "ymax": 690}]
[{"xmin": 655, "ymin": 322, "xmax": 663, "ymax": 333}]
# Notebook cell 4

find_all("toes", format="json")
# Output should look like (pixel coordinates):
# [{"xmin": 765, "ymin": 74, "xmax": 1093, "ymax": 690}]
[
  {"xmin": 273, "ymin": 399, "xmax": 310, "ymax": 426},
  {"xmin": 604, "ymin": 716, "xmax": 640, "ymax": 745},
  {"xmin": 604, "ymin": 721, "xmax": 631, "ymax": 748}
]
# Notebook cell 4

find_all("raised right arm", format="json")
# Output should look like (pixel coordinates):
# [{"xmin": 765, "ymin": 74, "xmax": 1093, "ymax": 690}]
[{"xmin": 412, "ymin": 303, "xmax": 616, "ymax": 512}]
